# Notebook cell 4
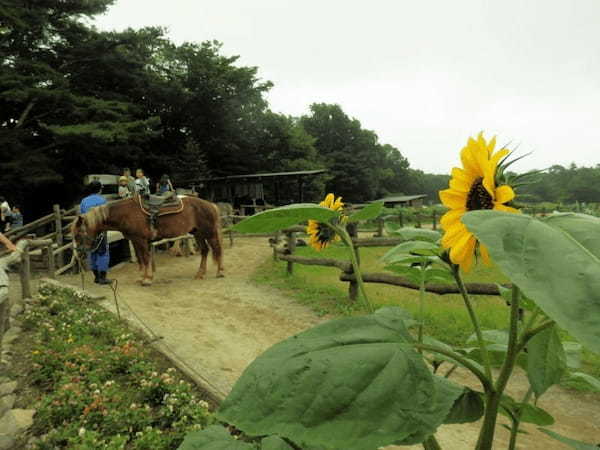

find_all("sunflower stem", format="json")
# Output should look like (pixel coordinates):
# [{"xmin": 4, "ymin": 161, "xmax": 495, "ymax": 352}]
[
  {"xmin": 452, "ymin": 265, "xmax": 493, "ymax": 382},
  {"xmin": 418, "ymin": 265, "xmax": 426, "ymax": 347},
  {"xmin": 476, "ymin": 284, "xmax": 522, "ymax": 450},
  {"xmin": 336, "ymin": 225, "xmax": 374, "ymax": 313}
]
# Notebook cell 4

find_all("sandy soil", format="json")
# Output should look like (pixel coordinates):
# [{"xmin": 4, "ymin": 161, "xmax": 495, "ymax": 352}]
[{"xmin": 51, "ymin": 237, "xmax": 600, "ymax": 449}]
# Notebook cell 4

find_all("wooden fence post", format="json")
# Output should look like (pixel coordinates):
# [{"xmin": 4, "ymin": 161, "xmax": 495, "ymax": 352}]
[
  {"xmin": 398, "ymin": 210, "xmax": 404, "ymax": 228},
  {"xmin": 19, "ymin": 247, "xmax": 31, "ymax": 299},
  {"xmin": 272, "ymin": 231, "xmax": 281, "ymax": 260},
  {"xmin": 53, "ymin": 204, "xmax": 64, "ymax": 268},
  {"xmin": 415, "ymin": 212, "xmax": 422, "ymax": 228},
  {"xmin": 375, "ymin": 217, "xmax": 384, "ymax": 237},
  {"xmin": 286, "ymin": 231, "xmax": 296, "ymax": 274},
  {"xmin": 432, "ymin": 210, "xmax": 437, "ymax": 230},
  {"xmin": 44, "ymin": 244, "xmax": 56, "ymax": 279}
]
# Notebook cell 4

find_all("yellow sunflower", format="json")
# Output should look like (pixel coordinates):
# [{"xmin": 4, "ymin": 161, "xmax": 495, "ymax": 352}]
[
  {"xmin": 307, "ymin": 193, "xmax": 344, "ymax": 251},
  {"xmin": 439, "ymin": 132, "xmax": 519, "ymax": 272}
]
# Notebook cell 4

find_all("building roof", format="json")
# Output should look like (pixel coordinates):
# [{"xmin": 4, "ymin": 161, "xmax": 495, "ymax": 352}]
[
  {"xmin": 199, "ymin": 169, "xmax": 327, "ymax": 182},
  {"xmin": 376, "ymin": 194, "xmax": 427, "ymax": 203}
]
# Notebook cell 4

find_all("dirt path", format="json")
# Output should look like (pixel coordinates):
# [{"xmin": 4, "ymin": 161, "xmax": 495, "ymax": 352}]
[{"xmin": 57, "ymin": 237, "xmax": 599, "ymax": 449}]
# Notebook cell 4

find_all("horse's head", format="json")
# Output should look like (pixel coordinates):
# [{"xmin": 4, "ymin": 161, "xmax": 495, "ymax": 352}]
[{"xmin": 71, "ymin": 215, "xmax": 96, "ymax": 253}]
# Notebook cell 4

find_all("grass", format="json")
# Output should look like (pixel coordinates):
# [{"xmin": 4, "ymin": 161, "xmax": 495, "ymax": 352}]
[{"xmin": 251, "ymin": 239, "xmax": 600, "ymax": 382}]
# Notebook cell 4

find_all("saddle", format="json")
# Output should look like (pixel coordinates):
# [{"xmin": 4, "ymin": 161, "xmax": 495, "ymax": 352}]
[{"xmin": 137, "ymin": 192, "xmax": 184, "ymax": 217}]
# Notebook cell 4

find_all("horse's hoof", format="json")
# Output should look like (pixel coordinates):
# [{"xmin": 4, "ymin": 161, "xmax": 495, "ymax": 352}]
[
  {"xmin": 195, "ymin": 274, "xmax": 205, "ymax": 280},
  {"xmin": 216, "ymin": 273, "xmax": 225, "ymax": 278},
  {"xmin": 141, "ymin": 279, "xmax": 153, "ymax": 286}
]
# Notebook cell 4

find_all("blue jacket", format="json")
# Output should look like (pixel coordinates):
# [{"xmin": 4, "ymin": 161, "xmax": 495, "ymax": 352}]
[{"xmin": 80, "ymin": 194, "xmax": 107, "ymax": 214}]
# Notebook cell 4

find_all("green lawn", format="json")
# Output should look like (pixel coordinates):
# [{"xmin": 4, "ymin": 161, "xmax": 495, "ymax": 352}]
[{"xmin": 251, "ymin": 240, "xmax": 600, "ymax": 382}]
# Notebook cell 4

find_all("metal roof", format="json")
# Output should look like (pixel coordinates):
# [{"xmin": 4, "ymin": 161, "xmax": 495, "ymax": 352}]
[{"xmin": 199, "ymin": 169, "xmax": 327, "ymax": 182}]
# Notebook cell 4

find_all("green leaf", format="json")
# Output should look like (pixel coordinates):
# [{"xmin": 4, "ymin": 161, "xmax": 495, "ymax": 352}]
[
  {"xmin": 231, "ymin": 204, "xmax": 339, "ymax": 233},
  {"xmin": 569, "ymin": 372, "xmax": 600, "ymax": 392},
  {"xmin": 217, "ymin": 308, "xmax": 462, "ymax": 450},
  {"xmin": 499, "ymin": 396, "xmax": 555, "ymax": 426},
  {"xmin": 462, "ymin": 210, "xmax": 600, "ymax": 354},
  {"xmin": 381, "ymin": 241, "xmax": 441, "ymax": 263},
  {"xmin": 526, "ymin": 325, "xmax": 566, "ymax": 397},
  {"xmin": 443, "ymin": 389, "xmax": 484, "ymax": 424},
  {"xmin": 423, "ymin": 268, "xmax": 455, "ymax": 284},
  {"xmin": 260, "ymin": 436, "xmax": 296, "ymax": 450},
  {"xmin": 347, "ymin": 201, "xmax": 384, "ymax": 223},
  {"xmin": 543, "ymin": 213, "xmax": 600, "ymax": 259},
  {"xmin": 375, "ymin": 306, "xmax": 418, "ymax": 328},
  {"xmin": 564, "ymin": 342, "xmax": 583, "ymax": 369},
  {"xmin": 177, "ymin": 426, "xmax": 254, "ymax": 450},
  {"xmin": 387, "ymin": 227, "xmax": 442, "ymax": 242},
  {"xmin": 466, "ymin": 330, "xmax": 509, "ymax": 345},
  {"xmin": 421, "ymin": 337, "xmax": 486, "ymax": 376},
  {"xmin": 539, "ymin": 428, "xmax": 600, "ymax": 449}
]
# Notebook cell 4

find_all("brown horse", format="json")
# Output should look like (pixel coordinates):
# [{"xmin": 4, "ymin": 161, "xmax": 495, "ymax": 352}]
[{"xmin": 71, "ymin": 196, "xmax": 224, "ymax": 285}]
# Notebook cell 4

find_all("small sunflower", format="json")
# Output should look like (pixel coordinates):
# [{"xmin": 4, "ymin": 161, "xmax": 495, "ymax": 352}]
[
  {"xmin": 439, "ymin": 132, "xmax": 519, "ymax": 272},
  {"xmin": 307, "ymin": 193, "xmax": 344, "ymax": 251}
]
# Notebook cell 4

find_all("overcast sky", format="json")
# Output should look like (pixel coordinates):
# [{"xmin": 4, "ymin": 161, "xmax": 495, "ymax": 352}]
[{"xmin": 94, "ymin": 0, "xmax": 600, "ymax": 174}]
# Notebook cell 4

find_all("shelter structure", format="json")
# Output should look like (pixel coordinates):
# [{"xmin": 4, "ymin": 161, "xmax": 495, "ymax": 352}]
[
  {"xmin": 194, "ymin": 169, "xmax": 327, "ymax": 215},
  {"xmin": 376, "ymin": 194, "xmax": 427, "ymax": 208}
]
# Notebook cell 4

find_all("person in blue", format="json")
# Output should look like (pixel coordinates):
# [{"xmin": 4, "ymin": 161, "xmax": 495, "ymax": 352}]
[
  {"xmin": 156, "ymin": 174, "xmax": 174, "ymax": 195},
  {"xmin": 80, "ymin": 180, "xmax": 112, "ymax": 285}
]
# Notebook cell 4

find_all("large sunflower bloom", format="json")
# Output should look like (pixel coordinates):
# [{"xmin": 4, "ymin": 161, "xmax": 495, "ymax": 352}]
[
  {"xmin": 307, "ymin": 193, "xmax": 344, "ymax": 251},
  {"xmin": 439, "ymin": 133, "xmax": 519, "ymax": 272}
]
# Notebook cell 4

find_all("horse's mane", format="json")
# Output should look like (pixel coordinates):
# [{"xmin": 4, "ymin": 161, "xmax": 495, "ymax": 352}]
[{"xmin": 82, "ymin": 203, "xmax": 110, "ymax": 232}]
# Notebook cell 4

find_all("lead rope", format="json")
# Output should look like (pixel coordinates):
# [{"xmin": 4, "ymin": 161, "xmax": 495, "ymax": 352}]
[{"xmin": 109, "ymin": 278, "xmax": 121, "ymax": 320}]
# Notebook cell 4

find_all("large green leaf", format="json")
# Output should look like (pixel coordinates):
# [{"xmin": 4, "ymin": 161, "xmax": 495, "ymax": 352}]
[
  {"xmin": 177, "ymin": 426, "xmax": 254, "ymax": 450},
  {"xmin": 387, "ymin": 227, "xmax": 442, "ymax": 242},
  {"xmin": 569, "ymin": 372, "xmax": 600, "ymax": 392},
  {"xmin": 231, "ymin": 204, "xmax": 339, "ymax": 233},
  {"xmin": 217, "ymin": 308, "xmax": 463, "ymax": 450},
  {"xmin": 443, "ymin": 388, "xmax": 484, "ymax": 424},
  {"xmin": 543, "ymin": 213, "xmax": 600, "ymax": 259},
  {"xmin": 260, "ymin": 436, "xmax": 296, "ymax": 450},
  {"xmin": 526, "ymin": 325, "xmax": 566, "ymax": 397},
  {"xmin": 347, "ymin": 201, "xmax": 384, "ymax": 223},
  {"xmin": 381, "ymin": 241, "xmax": 441, "ymax": 263},
  {"xmin": 462, "ymin": 210, "xmax": 600, "ymax": 354},
  {"xmin": 539, "ymin": 428, "xmax": 600, "ymax": 449},
  {"xmin": 499, "ymin": 395, "xmax": 555, "ymax": 426}
]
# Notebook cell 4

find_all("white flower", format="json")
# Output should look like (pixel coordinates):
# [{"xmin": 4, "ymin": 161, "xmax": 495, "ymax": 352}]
[{"xmin": 78, "ymin": 427, "xmax": 86, "ymax": 437}]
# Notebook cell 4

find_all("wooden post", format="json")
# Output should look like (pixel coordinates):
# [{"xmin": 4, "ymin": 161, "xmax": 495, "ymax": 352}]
[
  {"xmin": 228, "ymin": 229, "xmax": 234, "ymax": 248},
  {"xmin": 432, "ymin": 210, "xmax": 437, "ymax": 230},
  {"xmin": 272, "ymin": 231, "xmax": 281, "ymax": 260},
  {"xmin": 415, "ymin": 212, "xmax": 422, "ymax": 228},
  {"xmin": 19, "ymin": 247, "xmax": 31, "ymax": 299},
  {"xmin": 286, "ymin": 231, "xmax": 296, "ymax": 274},
  {"xmin": 375, "ymin": 217, "xmax": 384, "ymax": 237},
  {"xmin": 399, "ymin": 210, "xmax": 404, "ymax": 227},
  {"xmin": 53, "ymin": 204, "xmax": 64, "ymax": 269},
  {"xmin": 44, "ymin": 244, "xmax": 56, "ymax": 279}
]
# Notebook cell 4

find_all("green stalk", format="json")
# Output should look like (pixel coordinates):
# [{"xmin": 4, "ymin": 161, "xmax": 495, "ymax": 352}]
[
  {"xmin": 508, "ymin": 387, "xmax": 533, "ymax": 450},
  {"xmin": 452, "ymin": 265, "xmax": 493, "ymax": 382},
  {"xmin": 476, "ymin": 284, "xmax": 522, "ymax": 450},
  {"xmin": 418, "ymin": 265, "xmax": 426, "ymax": 346},
  {"xmin": 422, "ymin": 435, "xmax": 442, "ymax": 450},
  {"xmin": 335, "ymin": 225, "xmax": 374, "ymax": 313}
]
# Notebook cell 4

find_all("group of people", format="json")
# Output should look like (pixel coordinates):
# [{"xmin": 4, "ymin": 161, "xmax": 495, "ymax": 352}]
[
  {"xmin": 0, "ymin": 196, "xmax": 22, "ymax": 253},
  {"xmin": 0, "ymin": 196, "xmax": 23, "ymax": 232},
  {"xmin": 117, "ymin": 168, "xmax": 174, "ymax": 199}
]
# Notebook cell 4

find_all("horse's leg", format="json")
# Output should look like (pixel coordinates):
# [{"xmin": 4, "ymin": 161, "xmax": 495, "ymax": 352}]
[
  {"xmin": 131, "ymin": 238, "xmax": 152, "ymax": 286},
  {"xmin": 207, "ymin": 234, "xmax": 225, "ymax": 278},
  {"xmin": 194, "ymin": 234, "xmax": 209, "ymax": 279}
]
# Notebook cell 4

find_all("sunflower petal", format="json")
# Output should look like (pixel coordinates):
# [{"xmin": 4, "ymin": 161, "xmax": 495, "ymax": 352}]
[
  {"xmin": 479, "ymin": 243, "xmax": 491, "ymax": 266},
  {"xmin": 494, "ymin": 185, "xmax": 515, "ymax": 204},
  {"xmin": 450, "ymin": 232, "xmax": 476, "ymax": 271},
  {"xmin": 440, "ymin": 208, "xmax": 466, "ymax": 229},
  {"xmin": 493, "ymin": 204, "xmax": 520, "ymax": 214},
  {"xmin": 439, "ymin": 189, "xmax": 467, "ymax": 209},
  {"xmin": 441, "ymin": 222, "xmax": 467, "ymax": 248}
]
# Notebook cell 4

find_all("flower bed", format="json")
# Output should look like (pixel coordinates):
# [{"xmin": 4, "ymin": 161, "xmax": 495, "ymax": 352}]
[{"xmin": 18, "ymin": 283, "xmax": 215, "ymax": 449}]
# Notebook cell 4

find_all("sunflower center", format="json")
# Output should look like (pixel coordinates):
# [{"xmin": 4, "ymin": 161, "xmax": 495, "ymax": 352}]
[
  {"xmin": 316, "ymin": 224, "xmax": 335, "ymax": 243},
  {"xmin": 466, "ymin": 177, "xmax": 493, "ymax": 211}
]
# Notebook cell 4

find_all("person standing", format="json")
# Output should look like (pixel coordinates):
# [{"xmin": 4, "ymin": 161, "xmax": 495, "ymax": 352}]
[
  {"xmin": 156, "ymin": 174, "xmax": 174, "ymax": 195},
  {"xmin": 0, "ymin": 196, "xmax": 10, "ymax": 232},
  {"xmin": 9, "ymin": 206, "xmax": 23, "ymax": 229},
  {"xmin": 80, "ymin": 181, "xmax": 112, "ymax": 285},
  {"xmin": 134, "ymin": 169, "xmax": 150, "ymax": 196}
]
